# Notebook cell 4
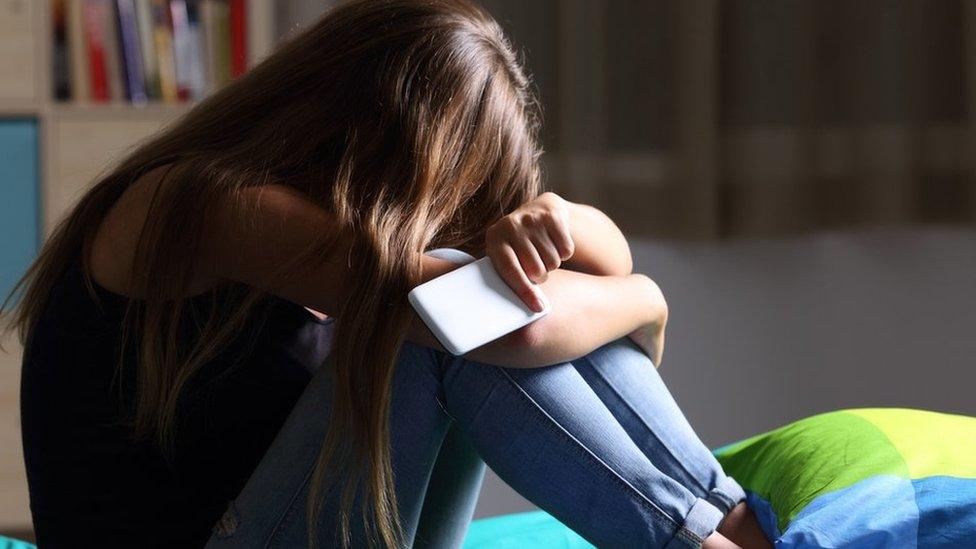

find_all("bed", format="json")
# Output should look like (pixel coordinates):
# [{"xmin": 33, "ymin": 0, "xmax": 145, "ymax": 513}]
[
  {"xmin": 463, "ymin": 408, "xmax": 976, "ymax": 549},
  {"xmin": 2, "ymin": 408, "xmax": 972, "ymax": 548}
]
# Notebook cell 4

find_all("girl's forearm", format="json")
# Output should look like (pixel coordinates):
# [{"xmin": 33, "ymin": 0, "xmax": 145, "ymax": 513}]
[
  {"xmin": 406, "ymin": 253, "xmax": 666, "ymax": 369},
  {"xmin": 465, "ymin": 270, "xmax": 664, "ymax": 368},
  {"xmin": 562, "ymin": 202, "xmax": 633, "ymax": 276}
]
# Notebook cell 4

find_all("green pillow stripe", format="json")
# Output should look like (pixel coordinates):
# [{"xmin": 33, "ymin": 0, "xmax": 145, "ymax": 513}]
[
  {"xmin": 845, "ymin": 408, "xmax": 976, "ymax": 480},
  {"xmin": 714, "ymin": 409, "xmax": 908, "ymax": 532}
]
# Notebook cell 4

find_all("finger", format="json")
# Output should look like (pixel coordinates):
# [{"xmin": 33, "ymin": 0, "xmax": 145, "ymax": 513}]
[
  {"xmin": 490, "ymin": 243, "xmax": 545, "ymax": 312},
  {"xmin": 544, "ymin": 214, "xmax": 575, "ymax": 260},
  {"xmin": 511, "ymin": 235, "xmax": 549, "ymax": 284},
  {"xmin": 529, "ymin": 229, "xmax": 562, "ymax": 272}
]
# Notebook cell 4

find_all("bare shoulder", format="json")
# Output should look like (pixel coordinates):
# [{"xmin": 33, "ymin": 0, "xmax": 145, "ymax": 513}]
[
  {"xmin": 210, "ymin": 182, "xmax": 333, "ymax": 231},
  {"xmin": 90, "ymin": 168, "xmax": 342, "ymax": 314},
  {"xmin": 197, "ymin": 180, "xmax": 347, "ymax": 316},
  {"xmin": 196, "ymin": 180, "xmax": 343, "ymax": 280},
  {"xmin": 90, "ymin": 164, "xmax": 223, "ymax": 298}
]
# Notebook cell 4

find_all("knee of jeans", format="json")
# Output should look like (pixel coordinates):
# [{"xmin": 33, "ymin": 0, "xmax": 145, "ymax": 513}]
[
  {"xmin": 585, "ymin": 336, "xmax": 647, "ymax": 365},
  {"xmin": 397, "ymin": 340, "xmax": 451, "ymax": 397},
  {"xmin": 402, "ymin": 341, "xmax": 458, "ymax": 417}
]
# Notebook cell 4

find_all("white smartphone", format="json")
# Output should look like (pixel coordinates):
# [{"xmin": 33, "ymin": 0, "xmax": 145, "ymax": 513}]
[{"xmin": 408, "ymin": 256, "xmax": 550, "ymax": 356}]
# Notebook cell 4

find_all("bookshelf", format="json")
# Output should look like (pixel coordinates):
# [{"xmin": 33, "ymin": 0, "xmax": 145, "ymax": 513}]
[
  {"xmin": 0, "ymin": 0, "xmax": 329, "ymax": 536},
  {"xmin": 6, "ymin": 0, "xmax": 282, "ymax": 233}
]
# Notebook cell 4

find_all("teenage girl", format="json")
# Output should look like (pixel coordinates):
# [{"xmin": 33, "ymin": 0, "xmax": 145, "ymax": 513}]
[{"xmin": 7, "ymin": 1, "xmax": 771, "ymax": 547}]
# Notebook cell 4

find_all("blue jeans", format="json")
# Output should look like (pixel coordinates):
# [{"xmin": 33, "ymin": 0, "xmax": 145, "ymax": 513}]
[{"xmin": 204, "ymin": 337, "xmax": 745, "ymax": 548}]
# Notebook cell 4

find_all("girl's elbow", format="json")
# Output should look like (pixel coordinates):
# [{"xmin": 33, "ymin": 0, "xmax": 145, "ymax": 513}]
[
  {"xmin": 616, "ymin": 254, "xmax": 634, "ymax": 277},
  {"xmin": 488, "ymin": 321, "xmax": 556, "ymax": 369}
]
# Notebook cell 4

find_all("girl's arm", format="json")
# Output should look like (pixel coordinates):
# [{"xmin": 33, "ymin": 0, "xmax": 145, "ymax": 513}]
[
  {"xmin": 483, "ymin": 192, "xmax": 634, "ymax": 312},
  {"xmin": 198, "ymin": 184, "xmax": 664, "ymax": 368},
  {"xmin": 562, "ymin": 200, "xmax": 633, "ymax": 277},
  {"xmin": 482, "ymin": 191, "xmax": 667, "ymax": 366},
  {"xmin": 455, "ymin": 269, "xmax": 666, "ymax": 368}
]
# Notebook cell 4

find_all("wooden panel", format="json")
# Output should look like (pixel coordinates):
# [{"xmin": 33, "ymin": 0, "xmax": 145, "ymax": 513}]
[
  {"xmin": 45, "ymin": 111, "xmax": 182, "ymax": 234},
  {"xmin": 0, "ymin": 0, "xmax": 37, "ymax": 102},
  {"xmin": 0, "ymin": 118, "xmax": 35, "ymax": 532},
  {"xmin": 0, "ymin": 334, "xmax": 27, "ymax": 532}
]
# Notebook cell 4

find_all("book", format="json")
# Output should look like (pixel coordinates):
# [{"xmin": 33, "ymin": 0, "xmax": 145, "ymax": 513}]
[
  {"xmin": 116, "ymin": 0, "xmax": 147, "ymax": 103},
  {"xmin": 135, "ymin": 0, "xmax": 160, "ymax": 99},
  {"xmin": 150, "ymin": 0, "xmax": 178, "ymax": 102},
  {"xmin": 247, "ymin": 0, "xmax": 274, "ymax": 67},
  {"xmin": 53, "ymin": 0, "xmax": 72, "ymax": 101},
  {"xmin": 101, "ymin": 0, "xmax": 125, "ymax": 100},
  {"xmin": 81, "ymin": 0, "xmax": 110, "ymax": 102},
  {"xmin": 199, "ymin": 0, "xmax": 215, "ymax": 94},
  {"xmin": 169, "ymin": 0, "xmax": 192, "ymax": 101},
  {"xmin": 185, "ymin": 1, "xmax": 209, "ymax": 100},
  {"xmin": 229, "ymin": 0, "xmax": 246, "ymax": 77},
  {"xmin": 67, "ymin": 0, "xmax": 90, "ymax": 102},
  {"xmin": 204, "ymin": 0, "xmax": 231, "ymax": 90},
  {"xmin": 63, "ymin": 0, "xmax": 254, "ymax": 104}
]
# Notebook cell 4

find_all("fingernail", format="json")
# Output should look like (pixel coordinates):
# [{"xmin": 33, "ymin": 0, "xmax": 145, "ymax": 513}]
[{"xmin": 533, "ymin": 291, "xmax": 546, "ymax": 312}]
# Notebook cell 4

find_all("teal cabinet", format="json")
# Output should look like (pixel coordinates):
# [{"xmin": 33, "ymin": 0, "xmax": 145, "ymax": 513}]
[{"xmin": 0, "ymin": 119, "xmax": 39, "ymax": 302}]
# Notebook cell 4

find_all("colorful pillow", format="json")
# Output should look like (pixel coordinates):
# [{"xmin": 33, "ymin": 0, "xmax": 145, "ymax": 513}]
[
  {"xmin": 464, "ymin": 408, "xmax": 976, "ymax": 548},
  {"xmin": 714, "ymin": 408, "xmax": 976, "ymax": 548}
]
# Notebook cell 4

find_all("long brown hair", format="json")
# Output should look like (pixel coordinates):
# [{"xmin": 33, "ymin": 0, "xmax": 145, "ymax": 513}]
[{"xmin": 2, "ymin": 0, "xmax": 542, "ymax": 546}]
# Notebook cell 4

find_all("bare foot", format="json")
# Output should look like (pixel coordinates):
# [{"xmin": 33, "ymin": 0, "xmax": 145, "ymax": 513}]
[
  {"xmin": 717, "ymin": 502, "xmax": 772, "ymax": 549},
  {"xmin": 702, "ymin": 531, "xmax": 742, "ymax": 549}
]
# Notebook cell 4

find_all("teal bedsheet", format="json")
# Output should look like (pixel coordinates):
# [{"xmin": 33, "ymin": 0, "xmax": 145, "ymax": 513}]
[{"xmin": 0, "ymin": 536, "xmax": 33, "ymax": 549}]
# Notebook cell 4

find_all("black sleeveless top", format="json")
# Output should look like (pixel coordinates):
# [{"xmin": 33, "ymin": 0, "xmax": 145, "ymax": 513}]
[{"xmin": 20, "ymin": 254, "xmax": 335, "ymax": 548}]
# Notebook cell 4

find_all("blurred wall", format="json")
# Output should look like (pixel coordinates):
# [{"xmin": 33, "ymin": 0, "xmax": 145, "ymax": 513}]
[{"xmin": 474, "ymin": 227, "xmax": 976, "ymax": 517}]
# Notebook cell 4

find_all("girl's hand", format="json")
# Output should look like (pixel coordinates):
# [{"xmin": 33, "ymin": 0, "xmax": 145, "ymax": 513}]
[{"xmin": 486, "ymin": 192, "xmax": 575, "ymax": 312}]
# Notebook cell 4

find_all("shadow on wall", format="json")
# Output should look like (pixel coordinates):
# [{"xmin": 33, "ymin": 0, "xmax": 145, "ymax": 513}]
[{"xmin": 474, "ymin": 227, "xmax": 976, "ymax": 518}]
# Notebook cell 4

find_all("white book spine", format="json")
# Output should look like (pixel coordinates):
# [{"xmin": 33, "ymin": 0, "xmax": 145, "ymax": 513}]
[{"xmin": 134, "ymin": 0, "xmax": 157, "ymax": 95}]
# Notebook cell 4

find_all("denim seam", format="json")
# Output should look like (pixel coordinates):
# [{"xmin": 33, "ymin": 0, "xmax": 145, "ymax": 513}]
[
  {"xmin": 709, "ymin": 490, "xmax": 735, "ymax": 509},
  {"xmin": 432, "ymin": 352, "xmax": 455, "ymax": 419},
  {"xmin": 433, "ymin": 392, "xmax": 453, "ymax": 419},
  {"xmin": 676, "ymin": 527, "xmax": 704, "ymax": 547},
  {"xmin": 265, "ymin": 453, "xmax": 319, "ymax": 548},
  {"xmin": 707, "ymin": 489, "xmax": 737, "ymax": 512},
  {"xmin": 579, "ymin": 351, "xmax": 710, "ymax": 496},
  {"xmin": 403, "ymin": 347, "xmax": 454, "ymax": 418},
  {"xmin": 494, "ymin": 366, "xmax": 683, "ymax": 532}
]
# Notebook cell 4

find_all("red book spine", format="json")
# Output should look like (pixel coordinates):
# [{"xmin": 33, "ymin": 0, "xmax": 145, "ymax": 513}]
[
  {"xmin": 229, "ymin": 0, "xmax": 246, "ymax": 77},
  {"xmin": 82, "ymin": 1, "xmax": 110, "ymax": 102}
]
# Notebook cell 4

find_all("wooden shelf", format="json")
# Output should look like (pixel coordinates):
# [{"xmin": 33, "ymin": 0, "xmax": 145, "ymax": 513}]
[
  {"xmin": 0, "ymin": 101, "xmax": 193, "ymax": 120},
  {"xmin": 0, "ymin": 100, "xmax": 42, "ymax": 117},
  {"xmin": 49, "ymin": 101, "xmax": 192, "ymax": 120}
]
